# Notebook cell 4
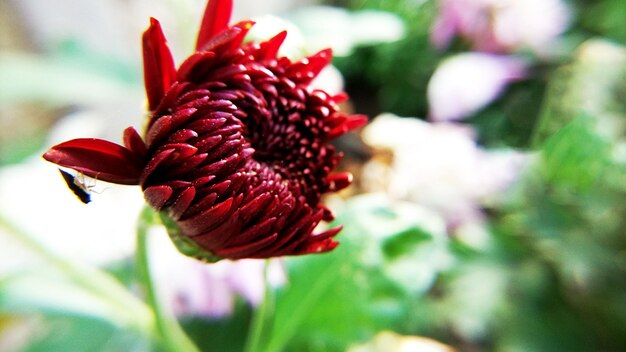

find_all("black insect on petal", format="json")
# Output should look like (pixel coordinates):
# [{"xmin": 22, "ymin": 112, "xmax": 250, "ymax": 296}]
[{"xmin": 59, "ymin": 169, "xmax": 91, "ymax": 204}]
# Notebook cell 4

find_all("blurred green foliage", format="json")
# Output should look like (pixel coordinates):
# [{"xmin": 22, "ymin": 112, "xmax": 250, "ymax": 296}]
[{"xmin": 334, "ymin": 0, "xmax": 440, "ymax": 117}]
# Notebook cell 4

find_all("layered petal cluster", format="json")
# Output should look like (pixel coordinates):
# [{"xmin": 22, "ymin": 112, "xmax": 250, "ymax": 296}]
[{"xmin": 43, "ymin": 0, "xmax": 366, "ymax": 261}]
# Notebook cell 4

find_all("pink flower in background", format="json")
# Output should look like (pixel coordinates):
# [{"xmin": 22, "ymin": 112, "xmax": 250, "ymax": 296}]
[
  {"xmin": 431, "ymin": 0, "xmax": 570, "ymax": 55},
  {"xmin": 149, "ymin": 230, "xmax": 284, "ymax": 318},
  {"xmin": 427, "ymin": 52, "xmax": 527, "ymax": 122}
]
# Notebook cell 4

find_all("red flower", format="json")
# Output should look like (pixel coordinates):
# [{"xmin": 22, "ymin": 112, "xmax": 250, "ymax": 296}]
[{"xmin": 43, "ymin": 0, "xmax": 366, "ymax": 261}]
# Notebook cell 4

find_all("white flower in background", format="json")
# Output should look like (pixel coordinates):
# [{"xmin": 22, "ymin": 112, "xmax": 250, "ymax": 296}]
[
  {"xmin": 362, "ymin": 113, "xmax": 530, "ymax": 229},
  {"xmin": 149, "ymin": 229, "xmax": 285, "ymax": 318},
  {"xmin": 0, "ymin": 112, "xmax": 144, "ymax": 269},
  {"xmin": 431, "ymin": 0, "xmax": 571, "ymax": 55},
  {"xmin": 349, "ymin": 331, "xmax": 456, "ymax": 352},
  {"xmin": 427, "ymin": 52, "xmax": 527, "ymax": 122}
]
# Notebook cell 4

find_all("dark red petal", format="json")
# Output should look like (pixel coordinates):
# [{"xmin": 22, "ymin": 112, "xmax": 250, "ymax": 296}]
[
  {"xmin": 170, "ymin": 186, "xmax": 197, "ymax": 220},
  {"xmin": 227, "ymin": 217, "xmax": 277, "ymax": 247},
  {"xmin": 144, "ymin": 185, "xmax": 174, "ymax": 210},
  {"xmin": 326, "ymin": 114, "xmax": 368, "ymax": 140},
  {"xmin": 143, "ymin": 18, "xmax": 176, "ymax": 111},
  {"xmin": 145, "ymin": 115, "xmax": 172, "ymax": 148},
  {"xmin": 43, "ymin": 139, "xmax": 142, "ymax": 185},
  {"xmin": 177, "ymin": 52, "xmax": 217, "ymax": 82},
  {"xmin": 326, "ymin": 172, "xmax": 353, "ymax": 192},
  {"xmin": 196, "ymin": 0, "xmax": 233, "ymax": 51},
  {"xmin": 140, "ymin": 148, "xmax": 175, "ymax": 184},
  {"xmin": 312, "ymin": 226, "xmax": 343, "ymax": 242},
  {"xmin": 256, "ymin": 31, "xmax": 287, "ymax": 60},
  {"xmin": 320, "ymin": 205, "xmax": 335, "ymax": 222},
  {"xmin": 214, "ymin": 233, "xmax": 278, "ymax": 259},
  {"xmin": 180, "ymin": 196, "xmax": 237, "ymax": 236},
  {"xmin": 222, "ymin": 21, "xmax": 254, "ymax": 52},
  {"xmin": 198, "ymin": 21, "xmax": 254, "ymax": 54},
  {"xmin": 123, "ymin": 127, "xmax": 148, "ymax": 158},
  {"xmin": 294, "ymin": 237, "xmax": 339, "ymax": 255},
  {"xmin": 193, "ymin": 214, "xmax": 242, "ymax": 250},
  {"xmin": 168, "ymin": 129, "xmax": 199, "ymax": 144},
  {"xmin": 237, "ymin": 192, "xmax": 272, "ymax": 223},
  {"xmin": 287, "ymin": 49, "xmax": 332, "ymax": 83},
  {"xmin": 183, "ymin": 192, "xmax": 218, "ymax": 218},
  {"xmin": 270, "ymin": 210, "xmax": 316, "ymax": 250}
]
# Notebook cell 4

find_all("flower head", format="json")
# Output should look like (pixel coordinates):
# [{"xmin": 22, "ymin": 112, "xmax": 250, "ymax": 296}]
[{"xmin": 43, "ymin": 0, "xmax": 366, "ymax": 261}]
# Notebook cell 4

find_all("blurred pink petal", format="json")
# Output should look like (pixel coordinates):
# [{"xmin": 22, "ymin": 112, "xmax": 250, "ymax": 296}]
[
  {"xmin": 431, "ymin": 0, "xmax": 570, "ymax": 54},
  {"xmin": 149, "ymin": 230, "xmax": 284, "ymax": 318},
  {"xmin": 427, "ymin": 53, "xmax": 527, "ymax": 122}
]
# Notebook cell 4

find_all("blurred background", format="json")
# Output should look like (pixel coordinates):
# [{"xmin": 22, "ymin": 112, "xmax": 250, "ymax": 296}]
[{"xmin": 1, "ymin": 0, "xmax": 625, "ymax": 351}]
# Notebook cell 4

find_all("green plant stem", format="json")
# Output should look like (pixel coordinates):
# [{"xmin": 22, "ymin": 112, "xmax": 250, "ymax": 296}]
[
  {"xmin": 0, "ymin": 213, "xmax": 154, "ymax": 334},
  {"xmin": 135, "ymin": 206, "xmax": 200, "ymax": 352},
  {"xmin": 243, "ymin": 260, "xmax": 274, "ymax": 352}
]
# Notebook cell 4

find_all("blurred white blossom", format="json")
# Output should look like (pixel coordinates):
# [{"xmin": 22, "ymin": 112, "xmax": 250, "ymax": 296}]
[
  {"xmin": 0, "ymin": 157, "xmax": 141, "ymax": 268},
  {"xmin": 431, "ymin": 0, "xmax": 571, "ymax": 55},
  {"xmin": 427, "ymin": 52, "xmax": 527, "ymax": 122},
  {"xmin": 362, "ymin": 113, "xmax": 530, "ymax": 229},
  {"xmin": 349, "ymin": 331, "xmax": 456, "ymax": 352}
]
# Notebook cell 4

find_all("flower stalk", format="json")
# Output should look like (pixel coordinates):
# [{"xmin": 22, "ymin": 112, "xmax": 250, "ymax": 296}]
[
  {"xmin": 243, "ymin": 259, "xmax": 274, "ymax": 352},
  {"xmin": 135, "ymin": 206, "xmax": 200, "ymax": 352}
]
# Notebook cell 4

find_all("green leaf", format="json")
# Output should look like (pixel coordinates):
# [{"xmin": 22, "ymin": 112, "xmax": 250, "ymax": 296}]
[
  {"xmin": 533, "ymin": 39, "xmax": 626, "ymax": 146},
  {"xmin": 20, "ymin": 313, "xmax": 149, "ymax": 352},
  {"xmin": 261, "ymin": 195, "xmax": 453, "ymax": 351},
  {"xmin": 0, "ymin": 53, "xmax": 138, "ymax": 107},
  {"xmin": 539, "ymin": 114, "xmax": 612, "ymax": 191},
  {"xmin": 182, "ymin": 302, "xmax": 252, "ymax": 352},
  {"xmin": 0, "ymin": 271, "xmax": 141, "ymax": 329}
]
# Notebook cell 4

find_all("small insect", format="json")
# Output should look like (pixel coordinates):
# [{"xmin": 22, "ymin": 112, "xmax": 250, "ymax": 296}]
[{"xmin": 58, "ymin": 169, "xmax": 93, "ymax": 204}]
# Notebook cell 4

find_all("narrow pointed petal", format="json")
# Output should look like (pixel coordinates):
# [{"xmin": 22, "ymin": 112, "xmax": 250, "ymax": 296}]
[
  {"xmin": 43, "ymin": 139, "xmax": 142, "ymax": 185},
  {"xmin": 326, "ymin": 114, "xmax": 368, "ymax": 140},
  {"xmin": 197, "ymin": 21, "xmax": 254, "ymax": 54},
  {"xmin": 288, "ymin": 49, "xmax": 333, "ymax": 83},
  {"xmin": 144, "ymin": 185, "xmax": 174, "ymax": 210},
  {"xmin": 326, "ymin": 172, "xmax": 353, "ymax": 192},
  {"xmin": 256, "ymin": 31, "xmax": 287, "ymax": 60},
  {"xmin": 123, "ymin": 126, "xmax": 148, "ymax": 158},
  {"xmin": 143, "ymin": 18, "xmax": 176, "ymax": 111},
  {"xmin": 294, "ymin": 237, "xmax": 339, "ymax": 255},
  {"xmin": 195, "ymin": 0, "xmax": 233, "ymax": 51},
  {"xmin": 214, "ymin": 233, "xmax": 278, "ymax": 259},
  {"xmin": 169, "ymin": 186, "xmax": 197, "ymax": 220}
]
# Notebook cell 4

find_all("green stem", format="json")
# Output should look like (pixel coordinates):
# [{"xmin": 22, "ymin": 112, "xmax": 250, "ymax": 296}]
[
  {"xmin": 135, "ymin": 206, "xmax": 200, "ymax": 352},
  {"xmin": 243, "ymin": 260, "xmax": 273, "ymax": 352},
  {"xmin": 0, "ymin": 213, "xmax": 154, "ymax": 334}
]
